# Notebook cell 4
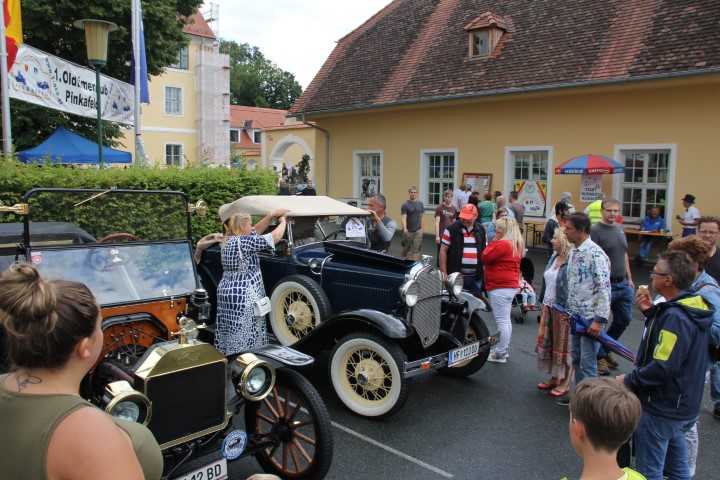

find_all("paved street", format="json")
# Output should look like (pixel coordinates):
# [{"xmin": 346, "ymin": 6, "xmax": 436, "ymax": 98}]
[{"xmin": 222, "ymin": 235, "xmax": 720, "ymax": 480}]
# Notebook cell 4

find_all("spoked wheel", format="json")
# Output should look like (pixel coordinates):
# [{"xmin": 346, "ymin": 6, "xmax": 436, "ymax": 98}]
[
  {"xmin": 269, "ymin": 276, "xmax": 331, "ymax": 345},
  {"xmin": 438, "ymin": 313, "xmax": 491, "ymax": 377},
  {"xmin": 329, "ymin": 332, "xmax": 409, "ymax": 419},
  {"xmin": 245, "ymin": 369, "xmax": 333, "ymax": 480}
]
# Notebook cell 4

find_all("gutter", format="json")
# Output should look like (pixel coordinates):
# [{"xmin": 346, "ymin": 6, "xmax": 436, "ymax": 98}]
[
  {"xmin": 290, "ymin": 68, "xmax": 720, "ymax": 118},
  {"xmin": 301, "ymin": 115, "xmax": 330, "ymax": 196}
]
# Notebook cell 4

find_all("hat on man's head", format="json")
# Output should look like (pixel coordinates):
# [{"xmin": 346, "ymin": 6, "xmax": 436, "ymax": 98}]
[
  {"xmin": 459, "ymin": 203, "xmax": 478, "ymax": 220},
  {"xmin": 681, "ymin": 194, "xmax": 696, "ymax": 204}
]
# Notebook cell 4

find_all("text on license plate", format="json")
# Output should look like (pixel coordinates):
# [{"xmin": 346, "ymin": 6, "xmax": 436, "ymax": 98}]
[
  {"xmin": 174, "ymin": 457, "xmax": 228, "ymax": 480},
  {"xmin": 448, "ymin": 341, "xmax": 480, "ymax": 366}
]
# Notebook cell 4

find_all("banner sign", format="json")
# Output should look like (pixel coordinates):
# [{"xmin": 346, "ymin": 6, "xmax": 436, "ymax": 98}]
[
  {"xmin": 8, "ymin": 44, "xmax": 135, "ymax": 125},
  {"xmin": 515, "ymin": 180, "xmax": 547, "ymax": 217},
  {"xmin": 580, "ymin": 174, "xmax": 603, "ymax": 202}
]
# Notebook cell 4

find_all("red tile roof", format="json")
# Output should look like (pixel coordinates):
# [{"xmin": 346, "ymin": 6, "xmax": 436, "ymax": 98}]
[
  {"xmin": 290, "ymin": 0, "xmax": 720, "ymax": 116},
  {"xmin": 230, "ymin": 105, "xmax": 288, "ymax": 149},
  {"xmin": 183, "ymin": 12, "xmax": 216, "ymax": 39}
]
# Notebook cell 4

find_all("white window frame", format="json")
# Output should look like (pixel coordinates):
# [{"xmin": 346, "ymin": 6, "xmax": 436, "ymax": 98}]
[
  {"xmin": 165, "ymin": 143, "xmax": 183, "ymax": 167},
  {"xmin": 419, "ymin": 148, "xmax": 458, "ymax": 211},
  {"xmin": 612, "ymin": 144, "xmax": 677, "ymax": 224},
  {"xmin": 164, "ymin": 86, "xmax": 183, "ymax": 116},
  {"xmin": 230, "ymin": 129, "xmax": 239, "ymax": 143},
  {"xmin": 352, "ymin": 150, "xmax": 383, "ymax": 200},
  {"xmin": 171, "ymin": 46, "xmax": 189, "ymax": 70},
  {"xmin": 252, "ymin": 130, "xmax": 261, "ymax": 144},
  {"xmin": 504, "ymin": 146, "xmax": 554, "ymax": 218}
]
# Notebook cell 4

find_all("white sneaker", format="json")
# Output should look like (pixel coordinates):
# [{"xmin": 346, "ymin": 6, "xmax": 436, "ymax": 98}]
[{"xmin": 488, "ymin": 351, "xmax": 507, "ymax": 363}]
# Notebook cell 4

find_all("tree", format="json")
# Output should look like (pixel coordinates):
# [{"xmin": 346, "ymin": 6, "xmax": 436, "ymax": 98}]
[
  {"xmin": 7, "ymin": 0, "xmax": 203, "ymax": 150},
  {"xmin": 220, "ymin": 40, "xmax": 302, "ymax": 110}
]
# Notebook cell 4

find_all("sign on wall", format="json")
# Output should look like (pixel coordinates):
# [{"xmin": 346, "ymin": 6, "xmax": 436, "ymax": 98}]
[
  {"xmin": 515, "ymin": 180, "xmax": 547, "ymax": 217},
  {"xmin": 462, "ymin": 173, "xmax": 492, "ymax": 197},
  {"xmin": 580, "ymin": 174, "xmax": 603, "ymax": 202},
  {"xmin": 8, "ymin": 44, "xmax": 135, "ymax": 125}
]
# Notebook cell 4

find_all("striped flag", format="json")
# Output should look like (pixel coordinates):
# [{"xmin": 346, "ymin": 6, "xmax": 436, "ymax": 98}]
[
  {"xmin": 3, "ymin": 0, "xmax": 22, "ymax": 71},
  {"xmin": 130, "ymin": 0, "xmax": 149, "ymax": 103}
]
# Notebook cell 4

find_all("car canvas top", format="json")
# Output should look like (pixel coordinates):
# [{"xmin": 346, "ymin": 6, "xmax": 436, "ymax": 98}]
[{"xmin": 219, "ymin": 195, "xmax": 370, "ymax": 221}]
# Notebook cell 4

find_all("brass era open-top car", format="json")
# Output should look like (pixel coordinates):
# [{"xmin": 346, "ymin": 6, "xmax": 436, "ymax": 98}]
[
  {"xmin": 197, "ymin": 195, "xmax": 499, "ymax": 419},
  {"xmin": 0, "ymin": 189, "xmax": 333, "ymax": 480}
]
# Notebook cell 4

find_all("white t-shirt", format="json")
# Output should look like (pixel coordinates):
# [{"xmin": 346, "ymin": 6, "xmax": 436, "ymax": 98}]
[{"xmin": 684, "ymin": 205, "xmax": 700, "ymax": 232}]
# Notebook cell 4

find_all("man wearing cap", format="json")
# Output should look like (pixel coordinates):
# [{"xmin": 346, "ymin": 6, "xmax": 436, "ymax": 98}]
[
  {"xmin": 677, "ymin": 194, "xmax": 700, "ymax": 237},
  {"xmin": 439, "ymin": 203, "xmax": 486, "ymax": 295}
]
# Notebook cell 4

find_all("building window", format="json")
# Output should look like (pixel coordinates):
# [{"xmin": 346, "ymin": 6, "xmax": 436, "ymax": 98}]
[
  {"xmin": 164, "ymin": 86, "xmax": 182, "ymax": 115},
  {"xmin": 510, "ymin": 150, "xmax": 549, "ymax": 218},
  {"xmin": 230, "ymin": 129, "xmax": 239, "ymax": 143},
  {"xmin": 353, "ymin": 151, "xmax": 383, "ymax": 201},
  {"xmin": 253, "ymin": 131, "xmax": 261, "ymax": 144},
  {"xmin": 423, "ymin": 151, "xmax": 456, "ymax": 208},
  {"xmin": 620, "ymin": 151, "xmax": 670, "ymax": 220},
  {"xmin": 464, "ymin": 13, "xmax": 507, "ymax": 59},
  {"xmin": 472, "ymin": 31, "xmax": 489, "ymax": 56},
  {"xmin": 165, "ymin": 144, "xmax": 182, "ymax": 167},
  {"xmin": 171, "ymin": 46, "xmax": 189, "ymax": 70}
]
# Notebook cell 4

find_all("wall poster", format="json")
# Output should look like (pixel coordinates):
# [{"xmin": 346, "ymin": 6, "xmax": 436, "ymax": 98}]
[
  {"xmin": 461, "ymin": 173, "xmax": 492, "ymax": 197},
  {"xmin": 514, "ymin": 180, "xmax": 547, "ymax": 217}
]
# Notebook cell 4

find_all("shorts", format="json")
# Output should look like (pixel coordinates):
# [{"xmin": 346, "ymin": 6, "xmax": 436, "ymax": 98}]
[{"xmin": 402, "ymin": 230, "xmax": 423, "ymax": 255}]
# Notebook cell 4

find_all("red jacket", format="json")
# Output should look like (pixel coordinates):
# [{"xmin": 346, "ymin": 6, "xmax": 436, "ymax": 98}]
[{"xmin": 482, "ymin": 240, "xmax": 521, "ymax": 290}]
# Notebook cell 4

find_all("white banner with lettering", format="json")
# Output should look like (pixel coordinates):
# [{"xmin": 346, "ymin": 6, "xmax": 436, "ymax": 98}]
[
  {"xmin": 8, "ymin": 44, "xmax": 135, "ymax": 125},
  {"xmin": 580, "ymin": 174, "xmax": 603, "ymax": 202}
]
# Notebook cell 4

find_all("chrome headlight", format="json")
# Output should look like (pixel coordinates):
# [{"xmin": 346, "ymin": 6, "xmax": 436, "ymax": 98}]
[
  {"xmin": 446, "ymin": 272, "xmax": 463, "ymax": 296},
  {"xmin": 102, "ymin": 381, "xmax": 152, "ymax": 425},
  {"xmin": 235, "ymin": 353, "xmax": 276, "ymax": 401},
  {"xmin": 399, "ymin": 279, "xmax": 419, "ymax": 307}
]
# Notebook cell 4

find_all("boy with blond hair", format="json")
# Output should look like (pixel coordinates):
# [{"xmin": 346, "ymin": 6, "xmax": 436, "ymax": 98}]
[{"xmin": 564, "ymin": 378, "xmax": 645, "ymax": 480}]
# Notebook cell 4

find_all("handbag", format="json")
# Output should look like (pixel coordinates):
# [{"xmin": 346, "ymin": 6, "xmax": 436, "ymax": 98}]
[{"xmin": 253, "ymin": 296, "xmax": 272, "ymax": 317}]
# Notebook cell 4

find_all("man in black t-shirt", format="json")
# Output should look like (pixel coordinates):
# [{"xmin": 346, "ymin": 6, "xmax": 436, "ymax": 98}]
[{"xmin": 698, "ymin": 216, "xmax": 720, "ymax": 283}]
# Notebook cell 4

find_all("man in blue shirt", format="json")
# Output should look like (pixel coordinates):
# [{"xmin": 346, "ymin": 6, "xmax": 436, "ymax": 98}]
[{"xmin": 637, "ymin": 206, "xmax": 666, "ymax": 262}]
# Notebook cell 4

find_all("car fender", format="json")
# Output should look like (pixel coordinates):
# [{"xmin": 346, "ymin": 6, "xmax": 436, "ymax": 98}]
[
  {"xmin": 292, "ymin": 308, "xmax": 410, "ymax": 356},
  {"xmin": 456, "ymin": 291, "xmax": 491, "ymax": 315}
]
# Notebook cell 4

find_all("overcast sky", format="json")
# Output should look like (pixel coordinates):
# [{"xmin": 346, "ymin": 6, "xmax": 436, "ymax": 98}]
[{"xmin": 201, "ymin": 0, "xmax": 393, "ymax": 89}]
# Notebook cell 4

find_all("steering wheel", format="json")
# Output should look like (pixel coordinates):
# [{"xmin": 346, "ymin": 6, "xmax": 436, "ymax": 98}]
[
  {"xmin": 322, "ymin": 230, "xmax": 345, "ymax": 241},
  {"xmin": 87, "ymin": 247, "xmax": 131, "ymax": 271},
  {"xmin": 98, "ymin": 233, "xmax": 138, "ymax": 243}
]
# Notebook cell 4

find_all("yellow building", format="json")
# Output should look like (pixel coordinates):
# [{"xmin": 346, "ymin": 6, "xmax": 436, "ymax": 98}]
[
  {"xmin": 289, "ymin": 0, "xmax": 720, "ymax": 235},
  {"xmin": 120, "ymin": 13, "xmax": 230, "ymax": 166}
]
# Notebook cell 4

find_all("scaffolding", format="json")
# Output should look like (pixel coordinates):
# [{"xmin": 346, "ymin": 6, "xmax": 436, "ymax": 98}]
[{"xmin": 196, "ymin": 39, "xmax": 230, "ymax": 166}]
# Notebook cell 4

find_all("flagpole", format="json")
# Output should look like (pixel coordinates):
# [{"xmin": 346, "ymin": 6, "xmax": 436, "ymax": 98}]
[
  {"xmin": 0, "ymin": 1, "xmax": 13, "ymax": 158},
  {"xmin": 131, "ymin": 0, "xmax": 141, "ymax": 165}
]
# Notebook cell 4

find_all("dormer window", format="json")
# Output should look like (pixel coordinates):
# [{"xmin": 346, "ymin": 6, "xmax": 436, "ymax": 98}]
[{"xmin": 464, "ymin": 12, "xmax": 507, "ymax": 59}]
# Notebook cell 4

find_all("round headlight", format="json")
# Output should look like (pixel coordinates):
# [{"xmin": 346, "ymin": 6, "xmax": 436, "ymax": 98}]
[
  {"xmin": 399, "ymin": 279, "xmax": 419, "ymax": 307},
  {"xmin": 235, "ymin": 353, "xmax": 276, "ymax": 401},
  {"xmin": 446, "ymin": 272, "xmax": 463, "ymax": 296},
  {"xmin": 102, "ymin": 381, "xmax": 152, "ymax": 425}
]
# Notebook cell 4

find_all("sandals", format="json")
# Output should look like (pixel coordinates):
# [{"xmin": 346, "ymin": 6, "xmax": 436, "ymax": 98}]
[
  {"xmin": 537, "ymin": 380, "xmax": 558, "ymax": 390},
  {"xmin": 550, "ymin": 385, "xmax": 570, "ymax": 397}
]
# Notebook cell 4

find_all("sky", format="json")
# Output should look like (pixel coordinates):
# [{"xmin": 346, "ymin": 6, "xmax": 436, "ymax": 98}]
[{"xmin": 201, "ymin": 0, "xmax": 394, "ymax": 89}]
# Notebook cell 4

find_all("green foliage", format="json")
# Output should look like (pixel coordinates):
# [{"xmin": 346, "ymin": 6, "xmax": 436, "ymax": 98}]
[
  {"xmin": 9, "ymin": 0, "xmax": 203, "ymax": 150},
  {"xmin": 298, "ymin": 154, "xmax": 311, "ymax": 182},
  {"xmin": 0, "ymin": 161, "xmax": 278, "ymax": 242},
  {"xmin": 220, "ymin": 40, "xmax": 303, "ymax": 110}
]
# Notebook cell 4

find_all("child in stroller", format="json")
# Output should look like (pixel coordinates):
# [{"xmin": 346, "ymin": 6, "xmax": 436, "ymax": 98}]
[{"xmin": 517, "ymin": 273, "xmax": 538, "ymax": 312}]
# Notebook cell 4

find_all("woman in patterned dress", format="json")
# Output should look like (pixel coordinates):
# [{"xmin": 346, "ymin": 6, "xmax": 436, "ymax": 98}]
[{"xmin": 215, "ymin": 210, "xmax": 287, "ymax": 356}]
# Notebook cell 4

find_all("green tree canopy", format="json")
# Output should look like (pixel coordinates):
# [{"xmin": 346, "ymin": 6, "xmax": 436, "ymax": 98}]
[
  {"xmin": 220, "ymin": 40, "xmax": 302, "ymax": 110},
  {"xmin": 8, "ymin": 0, "xmax": 203, "ymax": 150}
]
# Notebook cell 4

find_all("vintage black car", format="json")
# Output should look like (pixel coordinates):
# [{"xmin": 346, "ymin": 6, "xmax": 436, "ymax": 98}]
[
  {"xmin": 198, "ymin": 195, "xmax": 499, "ymax": 419},
  {"xmin": 0, "ymin": 189, "xmax": 333, "ymax": 480}
]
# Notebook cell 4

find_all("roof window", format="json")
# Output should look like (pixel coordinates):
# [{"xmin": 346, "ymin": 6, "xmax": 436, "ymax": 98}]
[{"xmin": 464, "ymin": 12, "xmax": 507, "ymax": 59}]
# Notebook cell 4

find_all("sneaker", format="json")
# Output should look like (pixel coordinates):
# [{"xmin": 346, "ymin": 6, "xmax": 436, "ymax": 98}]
[
  {"xmin": 556, "ymin": 393, "xmax": 570, "ymax": 406},
  {"xmin": 597, "ymin": 358, "xmax": 611, "ymax": 376},
  {"xmin": 605, "ymin": 352, "xmax": 620, "ymax": 369},
  {"xmin": 488, "ymin": 351, "xmax": 507, "ymax": 363}
]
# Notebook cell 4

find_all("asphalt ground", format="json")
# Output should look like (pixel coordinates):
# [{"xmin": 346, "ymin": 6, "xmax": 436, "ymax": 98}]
[{"xmin": 220, "ymin": 233, "xmax": 720, "ymax": 480}]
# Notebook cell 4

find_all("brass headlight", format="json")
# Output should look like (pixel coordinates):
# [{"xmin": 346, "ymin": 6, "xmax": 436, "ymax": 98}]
[
  {"xmin": 446, "ymin": 272, "xmax": 463, "ymax": 296},
  {"xmin": 102, "ymin": 381, "xmax": 152, "ymax": 425},
  {"xmin": 399, "ymin": 279, "xmax": 419, "ymax": 307},
  {"xmin": 235, "ymin": 353, "xmax": 276, "ymax": 401}
]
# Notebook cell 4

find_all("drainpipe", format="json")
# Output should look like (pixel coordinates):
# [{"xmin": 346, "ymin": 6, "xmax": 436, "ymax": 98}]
[{"xmin": 301, "ymin": 114, "xmax": 330, "ymax": 196}]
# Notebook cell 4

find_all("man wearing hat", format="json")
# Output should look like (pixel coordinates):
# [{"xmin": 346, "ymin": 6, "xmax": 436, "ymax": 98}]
[
  {"xmin": 439, "ymin": 203, "xmax": 486, "ymax": 295},
  {"xmin": 677, "ymin": 194, "xmax": 700, "ymax": 237}
]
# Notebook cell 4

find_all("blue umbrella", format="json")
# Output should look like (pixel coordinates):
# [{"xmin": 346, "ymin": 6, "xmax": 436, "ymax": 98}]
[{"xmin": 552, "ymin": 304, "xmax": 636, "ymax": 362}]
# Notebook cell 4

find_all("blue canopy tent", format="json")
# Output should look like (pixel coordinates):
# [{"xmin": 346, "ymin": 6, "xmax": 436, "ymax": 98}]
[{"xmin": 16, "ymin": 126, "xmax": 132, "ymax": 164}]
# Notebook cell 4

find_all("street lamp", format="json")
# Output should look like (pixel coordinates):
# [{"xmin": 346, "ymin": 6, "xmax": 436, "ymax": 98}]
[{"xmin": 73, "ymin": 19, "xmax": 117, "ymax": 167}]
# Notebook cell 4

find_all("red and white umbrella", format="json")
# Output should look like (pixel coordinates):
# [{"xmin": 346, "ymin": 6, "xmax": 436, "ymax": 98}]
[{"xmin": 554, "ymin": 154, "xmax": 625, "ymax": 175}]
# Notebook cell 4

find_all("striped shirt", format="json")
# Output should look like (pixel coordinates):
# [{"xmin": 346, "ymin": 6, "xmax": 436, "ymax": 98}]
[{"xmin": 442, "ymin": 226, "xmax": 479, "ymax": 274}]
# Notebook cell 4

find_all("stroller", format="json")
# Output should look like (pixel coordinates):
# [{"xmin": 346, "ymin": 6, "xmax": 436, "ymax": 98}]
[{"xmin": 512, "ymin": 257, "xmax": 536, "ymax": 324}]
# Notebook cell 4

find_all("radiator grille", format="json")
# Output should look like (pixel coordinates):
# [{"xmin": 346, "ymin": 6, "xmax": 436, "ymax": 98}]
[
  {"xmin": 409, "ymin": 265, "xmax": 442, "ymax": 347},
  {"xmin": 145, "ymin": 361, "xmax": 227, "ymax": 446}
]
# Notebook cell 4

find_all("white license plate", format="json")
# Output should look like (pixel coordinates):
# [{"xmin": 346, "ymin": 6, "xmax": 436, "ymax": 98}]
[
  {"xmin": 448, "ymin": 341, "xmax": 480, "ymax": 366},
  {"xmin": 174, "ymin": 457, "xmax": 228, "ymax": 480}
]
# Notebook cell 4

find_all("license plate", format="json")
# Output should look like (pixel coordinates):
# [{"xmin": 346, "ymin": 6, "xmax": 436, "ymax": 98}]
[
  {"xmin": 448, "ymin": 341, "xmax": 480, "ymax": 366},
  {"xmin": 174, "ymin": 457, "xmax": 228, "ymax": 480}
]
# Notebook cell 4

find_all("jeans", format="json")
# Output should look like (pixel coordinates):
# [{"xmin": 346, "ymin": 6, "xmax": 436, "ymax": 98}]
[
  {"xmin": 462, "ymin": 275, "xmax": 483, "ymax": 295},
  {"xmin": 488, "ymin": 288, "xmax": 515, "ymax": 356},
  {"xmin": 639, "ymin": 237, "xmax": 657, "ymax": 259},
  {"xmin": 711, "ymin": 361, "xmax": 720, "ymax": 409},
  {"xmin": 635, "ymin": 411, "xmax": 690, "ymax": 480},
  {"xmin": 520, "ymin": 291, "xmax": 536, "ymax": 306},
  {"xmin": 571, "ymin": 331, "xmax": 601, "ymax": 385},
  {"xmin": 599, "ymin": 280, "xmax": 634, "ymax": 358}
]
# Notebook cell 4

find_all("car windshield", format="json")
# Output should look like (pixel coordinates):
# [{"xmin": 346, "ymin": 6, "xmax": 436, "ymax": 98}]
[{"xmin": 20, "ymin": 189, "xmax": 197, "ymax": 306}]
